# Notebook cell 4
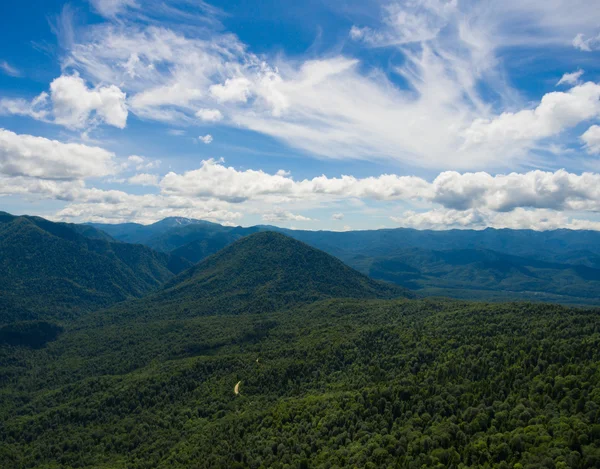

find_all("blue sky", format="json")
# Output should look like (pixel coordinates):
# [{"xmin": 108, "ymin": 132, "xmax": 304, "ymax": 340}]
[{"xmin": 2, "ymin": 0, "xmax": 600, "ymax": 230}]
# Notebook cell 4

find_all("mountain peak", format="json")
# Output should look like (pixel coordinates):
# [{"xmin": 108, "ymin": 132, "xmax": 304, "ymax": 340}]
[{"xmin": 133, "ymin": 231, "xmax": 411, "ymax": 319}]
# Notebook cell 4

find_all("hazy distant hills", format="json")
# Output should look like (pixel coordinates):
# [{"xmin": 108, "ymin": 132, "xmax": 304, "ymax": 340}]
[
  {"xmin": 0, "ymin": 212, "xmax": 191, "ymax": 322},
  {"xmin": 89, "ymin": 217, "xmax": 600, "ymax": 305}
]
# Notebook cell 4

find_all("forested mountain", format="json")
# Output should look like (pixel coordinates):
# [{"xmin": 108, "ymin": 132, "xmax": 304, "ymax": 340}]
[
  {"xmin": 0, "ymin": 213, "xmax": 191, "ymax": 322},
  {"xmin": 98, "ymin": 231, "xmax": 410, "ymax": 322},
  {"xmin": 349, "ymin": 247, "xmax": 600, "ymax": 304},
  {"xmin": 1, "ymin": 215, "xmax": 599, "ymax": 468},
  {"xmin": 89, "ymin": 217, "xmax": 600, "ymax": 304}
]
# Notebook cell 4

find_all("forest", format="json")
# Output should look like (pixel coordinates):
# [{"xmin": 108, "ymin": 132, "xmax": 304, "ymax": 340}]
[
  {"xmin": 1, "ymin": 299, "xmax": 599, "ymax": 468},
  {"xmin": 0, "ymin": 221, "xmax": 599, "ymax": 468}
]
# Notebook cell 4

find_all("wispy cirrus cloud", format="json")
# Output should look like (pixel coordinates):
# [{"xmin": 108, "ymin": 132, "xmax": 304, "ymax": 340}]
[
  {"xmin": 45, "ymin": 0, "xmax": 599, "ymax": 172},
  {"xmin": 0, "ymin": 61, "xmax": 21, "ymax": 77}
]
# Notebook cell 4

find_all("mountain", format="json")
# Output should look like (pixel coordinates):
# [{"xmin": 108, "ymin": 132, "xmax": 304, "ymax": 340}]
[
  {"xmin": 169, "ymin": 226, "xmax": 262, "ymax": 263},
  {"xmin": 87, "ymin": 217, "xmax": 600, "ymax": 304},
  {"xmin": 89, "ymin": 217, "xmax": 227, "ymax": 247},
  {"xmin": 350, "ymin": 247, "xmax": 600, "ymax": 304},
  {"xmin": 104, "ymin": 231, "xmax": 410, "ymax": 321},
  {"xmin": 0, "ymin": 213, "xmax": 192, "ymax": 322}
]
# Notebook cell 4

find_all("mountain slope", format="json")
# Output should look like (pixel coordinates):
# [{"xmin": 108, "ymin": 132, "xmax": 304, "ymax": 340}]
[
  {"xmin": 346, "ymin": 247, "xmax": 600, "ymax": 304},
  {"xmin": 0, "ymin": 213, "xmax": 192, "ymax": 322},
  {"xmin": 107, "ymin": 232, "xmax": 410, "ymax": 321}
]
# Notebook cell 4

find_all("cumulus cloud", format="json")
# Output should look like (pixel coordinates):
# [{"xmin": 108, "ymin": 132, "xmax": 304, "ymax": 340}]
[
  {"xmin": 158, "ymin": 159, "xmax": 600, "ymax": 214},
  {"xmin": 128, "ymin": 173, "xmax": 159, "ymax": 186},
  {"xmin": 463, "ymin": 82, "xmax": 600, "ymax": 151},
  {"xmin": 556, "ymin": 70, "xmax": 584, "ymax": 86},
  {"xmin": 581, "ymin": 125, "xmax": 600, "ymax": 154},
  {"xmin": 6, "ymin": 151, "xmax": 600, "ymax": 229},
  {"xmin": 0, "ymin": 176, "xmax": 84, "ymax": 200},
  {"xmin": 196, "ymin": 108, "xmax": 223, "ymax": 122},
  {"xmin": 199, "ymin": 134, "xmax": 213, "ymax": 144},
  {"xmin": 54, "ymin": 189, "xmax": 243, "ymax": 225},
  {"xmin": 0, "ymin": 128, "xmax": 115, "ymax": 180},
  {"xmin": 50, "ymin": 74, "xmax": 128, "ymax": 129},
  {"xmin": 0, "ymin": 74, "xmax": 128, "ymax": 130}
]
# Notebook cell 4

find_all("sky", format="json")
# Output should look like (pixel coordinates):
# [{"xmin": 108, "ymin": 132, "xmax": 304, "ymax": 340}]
[{"xmin": 2, "ymin": 0, "xmax": 600, "ymax": 231}]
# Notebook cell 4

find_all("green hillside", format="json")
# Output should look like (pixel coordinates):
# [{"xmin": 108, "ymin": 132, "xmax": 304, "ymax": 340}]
[
  {"xmin": 101, "ymin": 231, "xmax": 410, "ymax": 322},
  {"xmin": 0, "ymin": 213, "xmax": 191, "ymax": 322}
]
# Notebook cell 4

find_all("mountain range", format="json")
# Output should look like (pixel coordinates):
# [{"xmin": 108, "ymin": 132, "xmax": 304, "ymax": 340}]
[
  {"xmin": 89, "ymin": 216, "xmax": 600, "ymax": 305},
  {"xmin": 1, "ymin": 212, "xmax": 599, "ymax": 468}
]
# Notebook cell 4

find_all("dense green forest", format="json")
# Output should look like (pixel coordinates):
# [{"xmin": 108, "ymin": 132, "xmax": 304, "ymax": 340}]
[
  {"xmin": 0, "ymin": 230, "xmax": 599, "ymax": 468},
  {"xmin": 0, "ymin": 213, "xmax": 191, "ymax": 322},
  {"xmin": 1, "ymin": 299, "xmax": 599, "ymax": 468},
  {"xmin": 89, "ymin": 217, "xmax": 600, "ymax": 305}
]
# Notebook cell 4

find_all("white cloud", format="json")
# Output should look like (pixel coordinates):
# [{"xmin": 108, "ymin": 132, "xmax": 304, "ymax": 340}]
[
  {"xmin": 0, "ymin": 74, "xmax": 128, "ymax": 130},
  {"xmin": 54, "ymin": 189, "xmax": 243, "ymax": 225},
  {"xmin": 8, "ymin": 0, "xmax": 597, "ymax": 171},
  {"xmin": 581, "ymin": 125, "xmax": 600, "ymax": 154},
  {"xmin": 573, "ymin": 32, "xmax": 600, "ymax": 51},
  {"xmin": 332, "ymin": 213, "xmax": 344, "ymax": 220},
  {"xmin": 159, "ymin": 159, "xmax": 600, "ymax": 214},
  {"xmin": 557, "ymin": 70, "xmax": 584, "ymax": 86},
  {"xmin": 128, "ymin": 173, "xmax": 159, "ymax": 186},
  {"xmin": 126, "ymin": 155, "xmax": 161, "ymax": 171},
  {"xmin": 0, "ymin": 176, "xmax": 84, "ymax": 200},
  {"xmin": 392, "ymin": 207, "xmax": 600, "ymax": 231},
  {"xmin": 90, "ymin": 0, "xmax": 138, "ymax": 18},
  {"xmin": 199, "ymin": 134, "xmax": 213, "ymax": 144},
  {"xmin": 262, "ymin": 209, "xmax": 312, "ymax": 222},
  {"xmin": 0, "ymin": 93, "xmax": 49, "ymax": 121},
  {"xmin": 351, "ymin": 0, "xmax": 458, "ymax": 46},
  {"xmin": 463, "ymin": 82, "xmax": 600, "ymax": 151},
  {"xmin": 209, "ymin": 77, "xmax": 251, "ymax": 103},
  {"xmin": 196, "ymin": 108, "xmax": 223, "ymax": 122},
  {"xmin": 0, "ymin": 128, "xmax": 115, "ymax": 180},
  {"xmin": 6, "ymin": 153, "xmax": 600, "ymax": 230},
  {"xmin": 167, "ymin": 129, "xmax": 185, "ymax": 136},
  {"xmin": 0, "ymin": 61, "xmax": 21, "ymax": 77},
  {"xmin": 50, "ymin": 74, "xmax": 128, "ymax": 129}
]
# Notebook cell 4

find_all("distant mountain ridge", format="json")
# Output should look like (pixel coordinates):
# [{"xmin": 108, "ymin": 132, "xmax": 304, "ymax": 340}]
[{"xmin": 0, "ymin": 212, "xmax": 192, "ymax": 323}]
